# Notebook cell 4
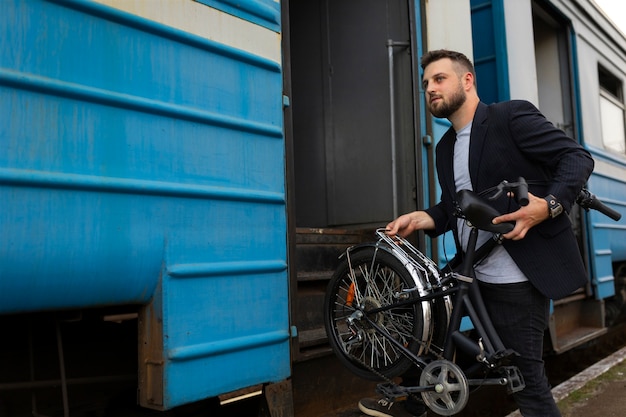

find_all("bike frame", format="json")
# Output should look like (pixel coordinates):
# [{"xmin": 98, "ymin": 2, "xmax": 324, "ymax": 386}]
[
  {"xmin": 358, "ymin": 226, "xmax": 522, "ymax": 391},
  {"xmin": 331, "ymin": 181, "xmax": 619, "ymax": 413}
]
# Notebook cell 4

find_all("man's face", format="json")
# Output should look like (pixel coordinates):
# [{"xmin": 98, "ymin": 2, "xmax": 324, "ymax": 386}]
[{"xmin": 422, "ymin": 58, "xmax": 467, "ymax": 119}]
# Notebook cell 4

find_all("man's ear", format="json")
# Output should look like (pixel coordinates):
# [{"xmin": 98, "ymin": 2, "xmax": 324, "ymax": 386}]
[{"xmin": 463, "ymin": 72, "xmax": 474, "ymax": 91}]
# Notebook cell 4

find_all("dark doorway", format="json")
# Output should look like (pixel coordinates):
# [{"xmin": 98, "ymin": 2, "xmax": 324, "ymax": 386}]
[{"xmin": 287, "ymin": 0, "xmax": 419, "ymax": 228}]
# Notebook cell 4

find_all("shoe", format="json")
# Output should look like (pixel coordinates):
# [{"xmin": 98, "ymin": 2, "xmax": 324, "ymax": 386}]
[{"xmin": 358, "ymin": 398, "xmax": 427, "ymax": 417}]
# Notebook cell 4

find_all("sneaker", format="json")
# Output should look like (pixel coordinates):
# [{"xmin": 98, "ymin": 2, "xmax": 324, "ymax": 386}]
[{"xmin": 358, "ymin": 398, "xmax": 427, "ymax": 417}]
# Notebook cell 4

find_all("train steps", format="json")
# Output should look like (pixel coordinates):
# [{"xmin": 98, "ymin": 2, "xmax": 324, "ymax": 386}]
[
  {"xmin": 549, "ymin": 294, "xmax": 608, "ymax": 353},
  {"xmin": 291, "ymin": 228, "xmax": 374, "ymax": 362}
]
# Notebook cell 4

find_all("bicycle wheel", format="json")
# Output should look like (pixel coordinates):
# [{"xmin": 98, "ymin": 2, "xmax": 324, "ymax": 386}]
[{"xmin": 324, "ymin": 247, "xmax": 427, "ymax": 380}]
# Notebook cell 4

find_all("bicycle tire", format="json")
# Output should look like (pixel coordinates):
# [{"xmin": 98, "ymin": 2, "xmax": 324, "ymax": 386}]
[{"xmin": 324, "ymin": 247, "xmax": 428, "ymax": 380}]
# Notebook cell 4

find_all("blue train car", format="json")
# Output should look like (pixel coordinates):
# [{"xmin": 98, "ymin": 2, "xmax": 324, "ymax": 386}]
[
  {"xmin": 1, "ymin": 0, "xmax": 290, "ymax": 412},
  {"xmin": 2, "ymin": 0, "xmax": 626, "ymax": 416}
]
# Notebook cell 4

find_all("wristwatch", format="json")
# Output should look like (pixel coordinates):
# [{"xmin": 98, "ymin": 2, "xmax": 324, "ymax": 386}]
[{"xmin": 544, "ymin": 194, "xmax": 563, "ymax": 218}]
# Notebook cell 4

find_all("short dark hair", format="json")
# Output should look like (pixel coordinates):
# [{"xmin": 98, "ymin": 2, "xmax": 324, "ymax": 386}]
[{"xmin": 420, "ymin": 49, "xmax": 476, "ymax": 80}]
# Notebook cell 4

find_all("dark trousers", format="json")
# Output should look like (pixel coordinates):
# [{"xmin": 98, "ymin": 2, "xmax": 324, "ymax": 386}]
[{"xmin": 478, "ymin": 281, "xmax": 561, "ymax": 417}]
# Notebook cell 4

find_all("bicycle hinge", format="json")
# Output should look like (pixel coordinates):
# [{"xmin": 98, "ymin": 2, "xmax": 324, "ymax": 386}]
[
  {"xmin": 476, "ymin": 338, "xmax": 488, "ymax": 364},
  {"xmin": 453, "ymin": 272, "xmax": 474, "ymax": 283}
]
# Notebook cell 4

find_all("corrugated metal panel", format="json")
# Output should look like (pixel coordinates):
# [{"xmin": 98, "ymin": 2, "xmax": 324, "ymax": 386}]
[
  {"xmin": 586, "ymin": 156, "xmax": 626, "ymax": 299},
  {"xmin": 194, "ymin": 0, "xmax": 280, "ymax": 32},
  {"xmin": 1, "ymin": 0, "xmax": 289, "ymax": 408}
]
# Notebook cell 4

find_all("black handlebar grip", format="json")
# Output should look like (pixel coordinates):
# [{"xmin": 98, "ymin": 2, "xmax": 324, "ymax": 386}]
[
  {"xmin": 592, "ymin": 200, "xmax": 622, "ymax": 221},
  {"xmin": 576, "ymin": 189, "xmax": 622, "ymax": 221},
  {"xmin": 517, "ymin": 177, "xmax": 529, "ymax": 206}
]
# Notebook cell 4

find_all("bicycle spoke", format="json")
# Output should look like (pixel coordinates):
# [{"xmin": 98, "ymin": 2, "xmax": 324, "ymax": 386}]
[{"xmin": 324, "ymin": 247, "xmax": 433, "ymax": 380}]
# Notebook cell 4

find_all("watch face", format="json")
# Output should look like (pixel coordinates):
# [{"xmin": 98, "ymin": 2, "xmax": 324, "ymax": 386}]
[{"xmin": 546, "ymin": 195, "xmax": 563, "ymax": 218}]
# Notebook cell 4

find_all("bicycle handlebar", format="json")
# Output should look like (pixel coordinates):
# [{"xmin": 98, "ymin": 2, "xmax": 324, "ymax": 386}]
[
  {"xmin": 576, "ymin": 189, "xmax": 622, "ymax": 221},
  {"xmin": 488, "ymin": 178, "xmax": 621, "ymax": 221},
  {"xmin": 516, "ymin": 177, "xmax": 529, "ymax": 206},
  {"xmin": 488, "ymin": 178, "xmax": 529, "ymax": 207}
]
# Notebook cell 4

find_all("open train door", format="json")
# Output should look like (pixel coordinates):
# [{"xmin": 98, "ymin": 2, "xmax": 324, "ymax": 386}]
[
  {"xmin": 287, "ymin": 0, "xmax": 422, "ymax": 230},
  {"xmin": 283, "ymin": 0, "xmax": 427, "ymax": 414}
]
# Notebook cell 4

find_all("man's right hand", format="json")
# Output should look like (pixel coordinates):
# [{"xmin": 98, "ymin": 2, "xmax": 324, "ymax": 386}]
[{"xmin": 385, "ymin": 211, "xmax": 436, "ymax": 237}]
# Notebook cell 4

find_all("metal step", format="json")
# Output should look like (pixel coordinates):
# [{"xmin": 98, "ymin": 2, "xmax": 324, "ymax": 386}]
[
  {"xmin": 292, "ymin": 228, "xmax": 374, "ymax": 361},
  {"xmin": 549, "ymin": 296, "xmax": 607, "ymax": 353},
  {"xmin": 552, "ymin": 326, "xmax": 608, "ymax": 353}
]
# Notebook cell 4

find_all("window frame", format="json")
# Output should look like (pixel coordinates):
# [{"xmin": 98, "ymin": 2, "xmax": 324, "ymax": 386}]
[{"xmin": 598, "ymin": 65, "xmax": 626, "ymax": 154}]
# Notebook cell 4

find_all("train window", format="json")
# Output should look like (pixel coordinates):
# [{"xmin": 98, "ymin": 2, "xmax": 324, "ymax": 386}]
[{"xmin": 598, "ymin": 66, "xmax": 625, "ymax": 153}]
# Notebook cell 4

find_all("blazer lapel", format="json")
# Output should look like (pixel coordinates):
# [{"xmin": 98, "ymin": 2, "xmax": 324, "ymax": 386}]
[
  {"xmin": 438, "ymin": 128, "xmax": 457, "ymax": 199},
  {"xmin": 469, "ymin": 102, "xmax": 489, "ymax": 190}
]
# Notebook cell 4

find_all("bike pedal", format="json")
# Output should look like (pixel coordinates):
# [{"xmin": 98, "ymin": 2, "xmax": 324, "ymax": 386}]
[{"xmin": 501, "ymin": 366, "xmax": 525, "ymax": 394}]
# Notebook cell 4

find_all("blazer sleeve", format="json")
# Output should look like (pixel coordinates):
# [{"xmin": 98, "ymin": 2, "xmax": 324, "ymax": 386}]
[
  {"xmin": 424, "ymin": 201, "xmax": 453, "ymax": 237},
  {"xmin": 506, "ymin": 100, "xmax": 594, "ymax": 212}
]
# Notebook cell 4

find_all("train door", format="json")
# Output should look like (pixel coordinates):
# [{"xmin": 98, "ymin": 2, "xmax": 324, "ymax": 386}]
[
  {"xmin": 283, "ymin": 1, "xmax": 426, "ymax": 412},
  {"xmin": 287, "ymin": 0, "xmax": 421, "ymax": 229}
]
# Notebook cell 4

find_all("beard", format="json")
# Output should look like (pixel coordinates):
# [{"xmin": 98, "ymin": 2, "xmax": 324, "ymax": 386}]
[{"xmin": 428, "ymin": 82, "xmax": 467, "ymax": 118}]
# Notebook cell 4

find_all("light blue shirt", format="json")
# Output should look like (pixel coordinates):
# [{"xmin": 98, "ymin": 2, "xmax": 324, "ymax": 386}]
[{"xmin": 454, "ymin": 123, "xmax": 527, "ymax": 284}]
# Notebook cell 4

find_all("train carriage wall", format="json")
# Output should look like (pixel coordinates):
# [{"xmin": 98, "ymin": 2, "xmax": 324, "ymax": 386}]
[{"xmin": 0, "ymin": 0, "xmax": 290, "ymax": 410}]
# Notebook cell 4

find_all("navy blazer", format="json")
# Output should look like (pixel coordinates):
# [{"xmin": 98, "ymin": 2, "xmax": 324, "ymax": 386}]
[{"xmin": 425, "ymin": 100, "xmax": 594, "ymax": 299}]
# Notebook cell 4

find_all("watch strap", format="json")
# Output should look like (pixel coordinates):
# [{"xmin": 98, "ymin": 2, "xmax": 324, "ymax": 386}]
[{"xmin": 545, "ymin": 194, "xmax": 563, "ymax": 218}]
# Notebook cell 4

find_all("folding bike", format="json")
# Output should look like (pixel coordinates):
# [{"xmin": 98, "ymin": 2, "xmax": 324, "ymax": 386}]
[{"xmin": 324, "ymin": 178, "xmax": 621, "ymax": 415}]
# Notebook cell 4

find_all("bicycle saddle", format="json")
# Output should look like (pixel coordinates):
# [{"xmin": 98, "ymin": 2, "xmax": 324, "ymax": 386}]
[{"xmin": 457, "ymin": 189, "xmax": 515, "ymax": 234}]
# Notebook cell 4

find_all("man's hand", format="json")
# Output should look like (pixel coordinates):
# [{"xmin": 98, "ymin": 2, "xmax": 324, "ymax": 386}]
[
  {"xmin": 492, "ymin": 192, "xmax": 550, "ymax": 240},
  {"xmin": 386, "ymin": 211, "xmax": 436, "ymax": 237}
]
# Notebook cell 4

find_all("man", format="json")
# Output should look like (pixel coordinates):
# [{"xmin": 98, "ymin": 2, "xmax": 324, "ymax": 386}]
[{"xmin": 359, "ymin": 50, "xmax": 594, "ymax": 417}]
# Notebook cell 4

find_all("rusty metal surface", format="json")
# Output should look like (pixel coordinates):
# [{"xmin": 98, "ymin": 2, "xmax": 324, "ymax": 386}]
[{"xmin": 138, "ymin": 284, "xmax": 165, "ymax": 410}]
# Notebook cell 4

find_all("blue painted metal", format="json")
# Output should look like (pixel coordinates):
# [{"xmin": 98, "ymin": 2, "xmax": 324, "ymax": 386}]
[
  {"xmin": 1, "ymin": 0, "xmax": 289, "ymax": 409},
  {"xmin": 413, "ymin": 0, "xmax": 436, "ymax": 259},
  {"xmin": 585, "ymin": 149, "xmax": 626, "ymax": 299},
  {"xmin": 194, "ymin": 0, "xmax": 281, "ymax": 32},
  {"xmin": 563, "ymin": 23, "xmax": 624, "ymax": 301},
  {"xmin": 430, "ymin": 118, "xmax": 457, "ymax": 268},
  {"xmin": 563, "ymin": 27, "xmax": 615, "ymax": 299},
  {"xmin": 470, "ymin": 0, "xmax": 510, "ymax": 103},
  {"xmin": 568, "ymin": 21, "xmax": 584, "ymax": 147}
]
